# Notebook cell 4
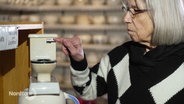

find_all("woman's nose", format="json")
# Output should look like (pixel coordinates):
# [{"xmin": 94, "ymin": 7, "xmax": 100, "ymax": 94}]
[{"xmin": 123, "ymin": 12, "xmax": 132, "ymax": 23}]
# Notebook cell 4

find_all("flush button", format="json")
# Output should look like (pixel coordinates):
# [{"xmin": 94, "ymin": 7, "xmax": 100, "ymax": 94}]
[{"xmin": 46, "ymin": 38, "xmax": 55, "ymax": 43}]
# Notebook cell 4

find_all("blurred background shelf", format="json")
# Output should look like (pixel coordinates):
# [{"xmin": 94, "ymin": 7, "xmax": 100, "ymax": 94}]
[
  {"xmin": 0, "ymin": 4, "xmax": 122, "ymax": 12},
  {"xmin": 45, "ymin": 24, "xmax": 126, "ymax": 32}
]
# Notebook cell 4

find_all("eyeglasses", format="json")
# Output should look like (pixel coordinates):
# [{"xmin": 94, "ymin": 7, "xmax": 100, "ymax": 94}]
[{"xmin": 122, "ymin": 5, "xmax": 148, "ymax": 18}]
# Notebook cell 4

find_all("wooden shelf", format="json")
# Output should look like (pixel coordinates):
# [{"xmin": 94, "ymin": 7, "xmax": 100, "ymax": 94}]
[
  {"xmin": 0, "ymin": 22, "xmax": 43, "ymax": 104},
  {"xmin": 0, "ymin": 23, "xmax": 43, "ymax": 30}
]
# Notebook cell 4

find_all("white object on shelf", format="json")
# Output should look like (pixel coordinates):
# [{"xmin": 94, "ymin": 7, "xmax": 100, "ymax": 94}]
[
  {"xmin": 74, "ymin": 0, "xmax": 89, "ymax": 6},
  {"xmin": 106, "ymin": 12, "xmax": 123, "ymax": 24},
  {"xmin": 0, "ymin": 24, "xmax": 43, "ymax": 51},
  {"xmin": 43, "ymin": 14, "xmax": 59, "ymax": 25},
  {"xmin": 107, "ymin": 0, "xmax": 121, "ymax": 6},
  {"xmin": 76, "ymin": 33, "xmax": 92, "ymax": 44},
  {"xmin": 29, "ymin": 15, "xmax": 41, "ymax": 22},
  {"xmin": 42, "ymin": 0, "xmax": 56, "ymax": 5},
  {"xmin": 57, "ymin": 0, "xmax": 73, "ymax": 5},
  {"xmin": 0, "ymin": 26, "xmax": 18, "ymax": 51},
  {"xmin": 92, "ymin": 33, "xmax": 108, "ymax": 44},
  {"xmin": 90, "ymin": 12, "xmax": 106, "ymax": 25},
  {"xmin": 76, "ymin": 15, "xmax": 90, "ymax": 25},
  {"xmin": 19, "ymin": 15, "xmax": 29, "ymax": 22},
  {"xmin": 10, "ymin": 15, "xmax": 20, "ymax": 22},
  {"xmin": 91, "ymin": 0, "xmax": 105, "ymax": 6},
  {"xmin": 59, "ymin": 13, "xmax": 76, "ymax": 24}
]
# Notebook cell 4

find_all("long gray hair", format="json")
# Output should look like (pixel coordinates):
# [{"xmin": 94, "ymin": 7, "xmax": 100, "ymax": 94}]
[
  {"xmin": 122, "ymin": 0, "xmax": 184, "ymax": 45},
  {"xmin": 148, "ymin": 0, "xmax": 184, "ymax": 45}
]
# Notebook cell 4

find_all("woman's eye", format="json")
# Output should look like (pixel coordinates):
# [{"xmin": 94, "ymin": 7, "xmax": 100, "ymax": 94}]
[
  {"xmin": 121, "ymin": 6, "xmax": 127, "ymax": 12},
  {"xmin": 134, "ymin": 9, "xmax": 141, "ymax": 13},
  {"xmin": 134, "ymin": 9, "xmax": 147, "ymax": 14}
]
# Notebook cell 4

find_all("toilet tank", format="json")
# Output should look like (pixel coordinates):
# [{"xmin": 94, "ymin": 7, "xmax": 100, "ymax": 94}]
[{"xmin": 28, "ymin": 34, "xmax": 58, "ymax": 61}]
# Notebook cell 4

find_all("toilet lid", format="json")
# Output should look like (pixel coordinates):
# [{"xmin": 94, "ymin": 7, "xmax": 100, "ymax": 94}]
[{"xmin": 31, "ymin": 59, "xmax": 56, "ymax": 64}]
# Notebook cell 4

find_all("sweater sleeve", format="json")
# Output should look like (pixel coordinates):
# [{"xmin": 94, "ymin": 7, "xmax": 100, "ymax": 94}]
[
  {"xmin": 70, "ymin": 54, "xmax": 111, "ymax": 100},
  {"xmin": 69, "ymin": 42, "xmax": 131, "ymax": 100}
]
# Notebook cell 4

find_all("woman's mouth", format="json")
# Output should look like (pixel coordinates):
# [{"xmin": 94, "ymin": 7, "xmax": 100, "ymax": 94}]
[
  {"xmin": 127, "ymin": 29, "xmax": 134, "ymax": 34},
  {"xmin": 128, "ymin": 28, "xmax": 133, "ymax": 31}
]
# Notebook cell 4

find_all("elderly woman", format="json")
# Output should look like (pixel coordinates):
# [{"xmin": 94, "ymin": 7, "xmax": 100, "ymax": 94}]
[{"xmin": 55, "ymin": 0, "xmax": 184, "ymax": 103}]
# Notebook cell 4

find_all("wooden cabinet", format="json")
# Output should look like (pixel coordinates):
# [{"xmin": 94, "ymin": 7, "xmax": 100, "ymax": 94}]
[{"xmin": 0, "ymin": 22, "xmax": 43, "ymax": 104}]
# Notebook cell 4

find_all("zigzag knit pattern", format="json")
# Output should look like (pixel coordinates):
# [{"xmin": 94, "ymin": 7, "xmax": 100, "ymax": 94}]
[{"xmin": 70, "ymin": 42, "xmax": 184, "ymax": 104}]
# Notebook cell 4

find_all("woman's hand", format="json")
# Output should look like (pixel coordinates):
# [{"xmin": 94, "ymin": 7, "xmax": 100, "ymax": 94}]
[{"xmin": 54, "ymin": 36, "xmax": 84, "ymax": 62}]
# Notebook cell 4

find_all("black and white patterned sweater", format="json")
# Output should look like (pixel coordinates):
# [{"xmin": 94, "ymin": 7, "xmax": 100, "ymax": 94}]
[{"xmin": 70, "ymin": 41, "xmax": 184, "ymax": 104}]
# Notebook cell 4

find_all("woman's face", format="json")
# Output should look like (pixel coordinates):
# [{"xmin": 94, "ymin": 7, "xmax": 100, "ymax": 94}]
[{"xmin": 123, "ymin": 0, "xmax": 154, "ymax": 46}]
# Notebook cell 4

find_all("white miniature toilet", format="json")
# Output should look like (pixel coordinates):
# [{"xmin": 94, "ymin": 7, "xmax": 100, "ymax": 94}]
[
  {"xmin": 18, "ymin": 34, "xmax": 80, "ymax": 104},
  {"xmin": 29, "ymin": 34, "xmax": 57, "ymax": 82}
]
